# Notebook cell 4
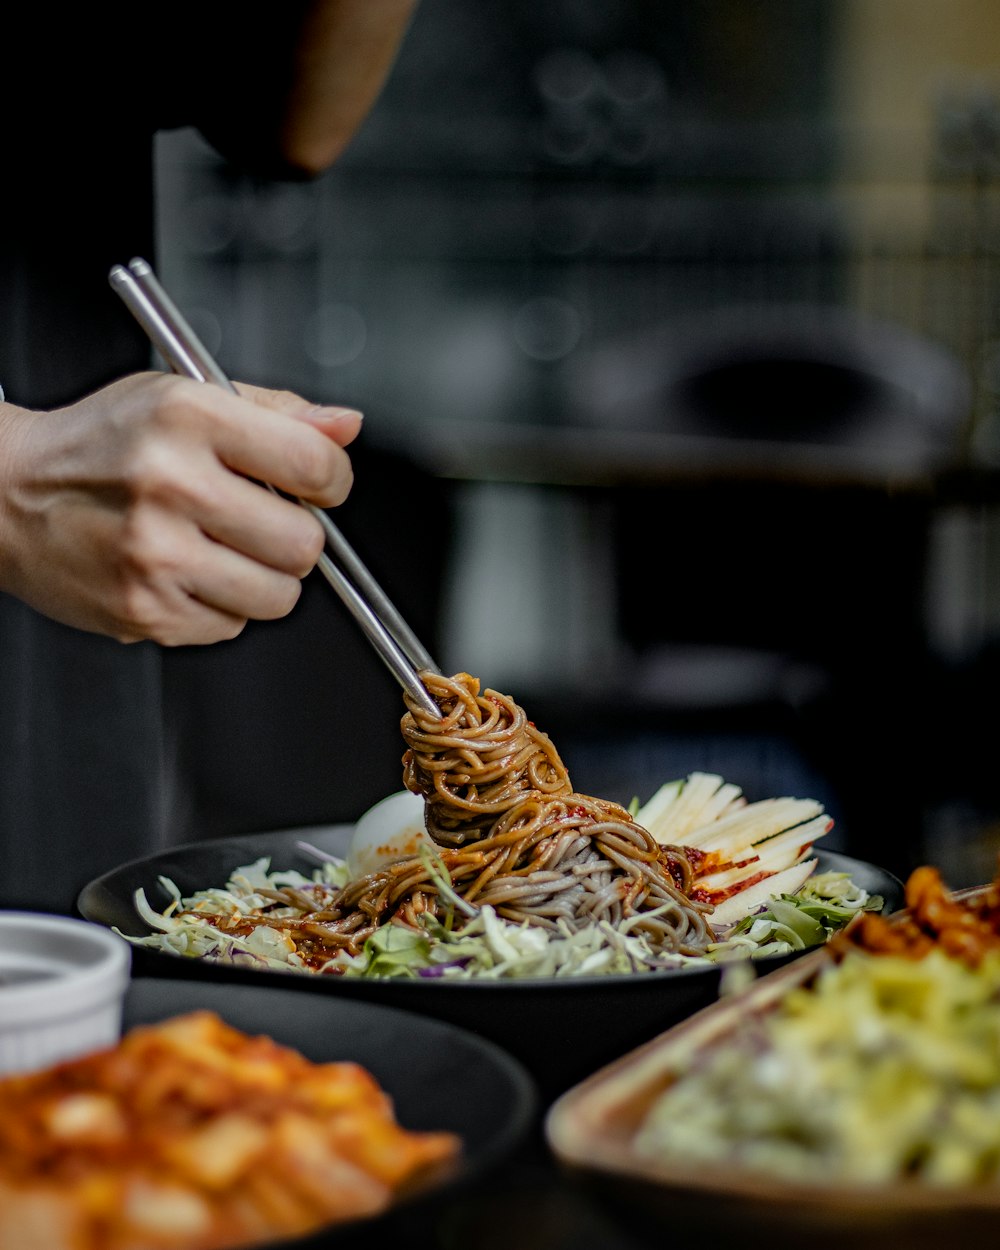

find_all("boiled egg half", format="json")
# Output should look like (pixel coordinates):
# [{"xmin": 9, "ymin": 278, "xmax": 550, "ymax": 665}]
[{"xmin": 345, "ymin": 789, "xmax": 431, "ymax": 880}]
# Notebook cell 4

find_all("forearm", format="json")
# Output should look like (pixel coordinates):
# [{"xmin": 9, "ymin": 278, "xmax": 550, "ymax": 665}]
[
  {"xmin": 280, "ymin": 0, "xmax": 418, "ymax": 174},
  {"xmin": 198, "ymin": 0, "xmax": 418, "ymax": 179}
]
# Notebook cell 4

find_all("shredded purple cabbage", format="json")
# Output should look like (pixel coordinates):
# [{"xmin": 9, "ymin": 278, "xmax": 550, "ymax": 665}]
[{"xmin": 417, "ymin": 959, "xmax": 471, "ymax": 978}]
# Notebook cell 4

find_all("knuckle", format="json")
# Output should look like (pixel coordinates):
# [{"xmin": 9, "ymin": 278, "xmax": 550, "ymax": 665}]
[
  {"xmin": 277, "ymin": 575, "xmax": 305, "ymax": 616},
  {"xmin": 303, "ymin": 452, "xmax": 355, "ymax": 509},
  {"xmin": 117, "ymin": 564, "xmax": 159, "ymax": 619},
  {"xmin": 118, "ymin": 509, "xmax": 175, "ymax": 579},
  {"xmin": 123, "ymin": 445, "xmax": 214, "ymax": 519},
  {"xmin": 287, "ymin": 433, "xmax": 337, "ymax": 497},
  {"xmin": 202, "ymin": 618, "xmax": 248, "ymax": 645},
  {"xmin": 288, "ymin": 515, "xmax": 325, "ymax": 573},
  {"xmin": 146, "ymin": 374, "xmax": 198, "ymax": 426},
  {"xmin": 120, "ymin": 440, "xmax": 184, "ymax": 504},
  {"xmin": 114, "ymin": 523, "xmax": 186, "ymax": 643},
  {"xmin": 260, "ymin": 575, "xmax": 303, "ymax": 621},
  {"xmin": 114, "ymin": 582, "xmax": 163, "ymax": 642},
  {"xmin": 237, "ymin": 383, "xmax": 304, "ymax": 415},
  {"xmin": 270, "ymin": 387, "xmax": 301, "ymax": 409},
  {"xmin": 331, "ymin": 460, "xmax": 354, "ymax": 506},
  {"xmin": 142, "ymin": 376, "xmax": 221, "ymax": 447}
]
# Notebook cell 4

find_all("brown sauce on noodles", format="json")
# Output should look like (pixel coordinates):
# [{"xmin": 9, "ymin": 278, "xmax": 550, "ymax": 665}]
[
  {"xmin": 167, "ymin": 674, "xmax": 717, "ymax": 966},
  {"xmin": 380, "ymin": 672, "xmax": 711, "ymax": 956}
]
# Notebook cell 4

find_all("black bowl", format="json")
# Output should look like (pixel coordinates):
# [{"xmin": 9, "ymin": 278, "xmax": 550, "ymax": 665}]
[
  {"xmin": 123, "ymin": 977, "xmax": 536, "ymax": 1249},
  {"xmin": 80, "ymin": 827, "xmax": 903, "ymax": 1101}
]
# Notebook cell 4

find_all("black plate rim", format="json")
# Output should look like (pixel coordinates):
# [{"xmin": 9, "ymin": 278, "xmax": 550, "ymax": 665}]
[{"xmin": 78, "ymin": 828, "xmax": 904, "ymax": 994}]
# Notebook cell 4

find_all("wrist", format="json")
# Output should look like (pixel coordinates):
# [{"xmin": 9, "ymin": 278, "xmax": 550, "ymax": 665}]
[{"xmin": 0, "ymin": 399, "xmax": 36, "ymax": 595}]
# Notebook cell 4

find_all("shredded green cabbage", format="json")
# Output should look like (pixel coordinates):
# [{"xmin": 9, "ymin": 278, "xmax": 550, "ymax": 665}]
[
  {"xmin": 119, "ymin": 856, "xmax": 877, "ymax": 982},
  {"xmin": 708, "ymin": 872, "xmax": 883, "ymax": 962}
]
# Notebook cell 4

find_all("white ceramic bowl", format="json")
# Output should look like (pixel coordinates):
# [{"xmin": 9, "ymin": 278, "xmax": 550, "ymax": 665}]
[{"xmin": 0, "ymin": 912, "xmax": 131, "ymax": 1075}]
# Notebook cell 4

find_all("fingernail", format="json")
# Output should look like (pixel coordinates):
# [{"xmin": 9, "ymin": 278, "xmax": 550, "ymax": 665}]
[{"xmin": 317, "ymin": 406, "xmax": 363, "ymax": 423}]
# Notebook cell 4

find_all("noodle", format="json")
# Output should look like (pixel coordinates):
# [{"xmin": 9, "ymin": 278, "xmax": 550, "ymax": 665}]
[
  {"xmin": 401, "ymin": 672, "xmax": 572, "ymax": 845},
  {"xmin": 378, "ymin": 672, "xmax": 711, "ymax": 956},
  {"xmin": 326, "ymin": 788, "xmax": 712, "ymax": 956},
  {"xmin": 149, "ymin": 673, "xmax": 718, "ymax": 966}
]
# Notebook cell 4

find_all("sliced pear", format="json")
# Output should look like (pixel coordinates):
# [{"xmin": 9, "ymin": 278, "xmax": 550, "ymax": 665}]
[
  {"xmin": 694, "ymin": 815, "xmax": 832, "ymax": 887},
  {"xmin": 683, "ymin": 797, "xmax": 824, "ymax": 854},
  {"xmin": 633, "ymin": 780, "xmax": 684, "ymax": 837},
  {"xmin": 697, "ymin": 850, "xmax": 787, "ymax": 893},
  {"xmin": 707, "ymin": 859, "xmax": 819, "ymax": 930},
  {"xmin": 685, "ymin": 781, "xmax": 745, "ymax": 834},
  {"xmin": 637, "ymin": 773, "xmax": 747, "ymax": 845},
  {"xmin": 694, "ymin": 836, "xmax": 808, "ymax": 893},
  {"xmin": 748, "ymin": 814, "xmax": 831, "ymax": 855},
  {"xmin": 664, "ymin": 773, "xmax": 737, "ymax": 843}
]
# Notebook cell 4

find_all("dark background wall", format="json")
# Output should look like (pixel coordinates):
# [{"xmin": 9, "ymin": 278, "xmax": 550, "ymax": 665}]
[{"xmin": 154, "ymin": 1, "xmax": 1000, "ymax": 887}]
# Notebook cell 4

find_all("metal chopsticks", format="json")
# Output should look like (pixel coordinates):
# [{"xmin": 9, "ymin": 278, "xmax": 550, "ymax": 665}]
[{"xmin": 108, "ymin": 256, "xmax": 442, "ymax": 719}]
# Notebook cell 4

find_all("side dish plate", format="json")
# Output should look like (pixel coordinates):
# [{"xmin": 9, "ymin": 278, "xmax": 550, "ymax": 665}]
[{"xmin": 124, "ymin": 977, "xmax": 536, "ymax": 1248}]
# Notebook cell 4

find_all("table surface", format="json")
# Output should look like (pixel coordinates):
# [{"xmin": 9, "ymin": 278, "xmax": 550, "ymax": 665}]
[{"xmin": 335, "ymin": 1125, "xmax": 651, "ymax": 1250}]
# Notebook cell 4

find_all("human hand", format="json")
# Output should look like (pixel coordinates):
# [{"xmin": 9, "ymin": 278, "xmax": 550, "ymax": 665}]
[{"xmin": 0, "ymin": 372, "xmax": 362, "ymax": 645}]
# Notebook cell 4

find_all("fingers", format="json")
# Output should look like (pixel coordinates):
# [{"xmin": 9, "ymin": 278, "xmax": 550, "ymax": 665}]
[
  {"xmin": 117, "ymin": 598, "xmax": 248, "ymax": 648},
  {"xmin": 164, "ymin": 380, "xmax": 360, "ymax": 509},
  {"xmin": 112, "ymin": 503, "xmax": 309, "ymax": 646},
  {"xmin": 184, "ymin": 545, "xmax": 305, "ymax": 625},
  {"xmin": 0, "ymin": 373, "xmax": 365, "ymax": 648},
  {"xmin": 122, "ymin": 379, "xmax": 362, "ymax": 641},
  {"xmin": 234, "ymin": 381, "xmax": 364, "ymax": 448},
  {"xmin": 177, "ymin": 467, "xmax": 328, "ymax": 578},
  {"xmin": 131, "ymin": 550, "xmax": 305, "ymax": 645}
]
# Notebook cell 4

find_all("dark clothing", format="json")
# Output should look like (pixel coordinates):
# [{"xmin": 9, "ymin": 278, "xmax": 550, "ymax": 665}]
[
  {"xmin": 0, "ymin": 7, "xmax": 318, "ymax": 911},
  {"xmin": 0, "ymin": 9, "xmax": 450, "ymax": 913},
  {"xmin": 0, "ymin": 15, "xmax": 178, "ymax": 912},
  {"xmin": 0, "ymin": 4, "xmax": 289, "ymax": 411}
]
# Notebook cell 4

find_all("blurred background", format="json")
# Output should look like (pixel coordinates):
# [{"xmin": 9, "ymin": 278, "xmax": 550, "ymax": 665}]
[{"xmin": 156, "ymin": 0, "xmax": 1000, "ymax": 887}]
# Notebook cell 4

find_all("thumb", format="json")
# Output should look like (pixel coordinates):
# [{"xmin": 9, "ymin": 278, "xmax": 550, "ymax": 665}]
[
  {"xmin": 299, "ymin": 405, "xmax": 364, "ymax": 449},
  {"xmin": 234, "ymin": 381, "xmax": 363, "ymax": 448}
]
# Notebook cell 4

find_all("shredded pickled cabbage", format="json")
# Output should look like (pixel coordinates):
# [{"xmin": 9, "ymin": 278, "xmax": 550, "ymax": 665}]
[{"xmin": 634, "ymin": 946, "xmax": 1000, "ymax": 1185}]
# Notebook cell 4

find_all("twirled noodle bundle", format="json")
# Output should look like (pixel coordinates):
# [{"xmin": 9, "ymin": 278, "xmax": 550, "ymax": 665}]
[
  {"xmin": 402, "ymin": 672, "xmax": 571, "ymax": 845},
  {"xmin": 313, "ymin": 672, "xmax": 713, "ymax": 958}
]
